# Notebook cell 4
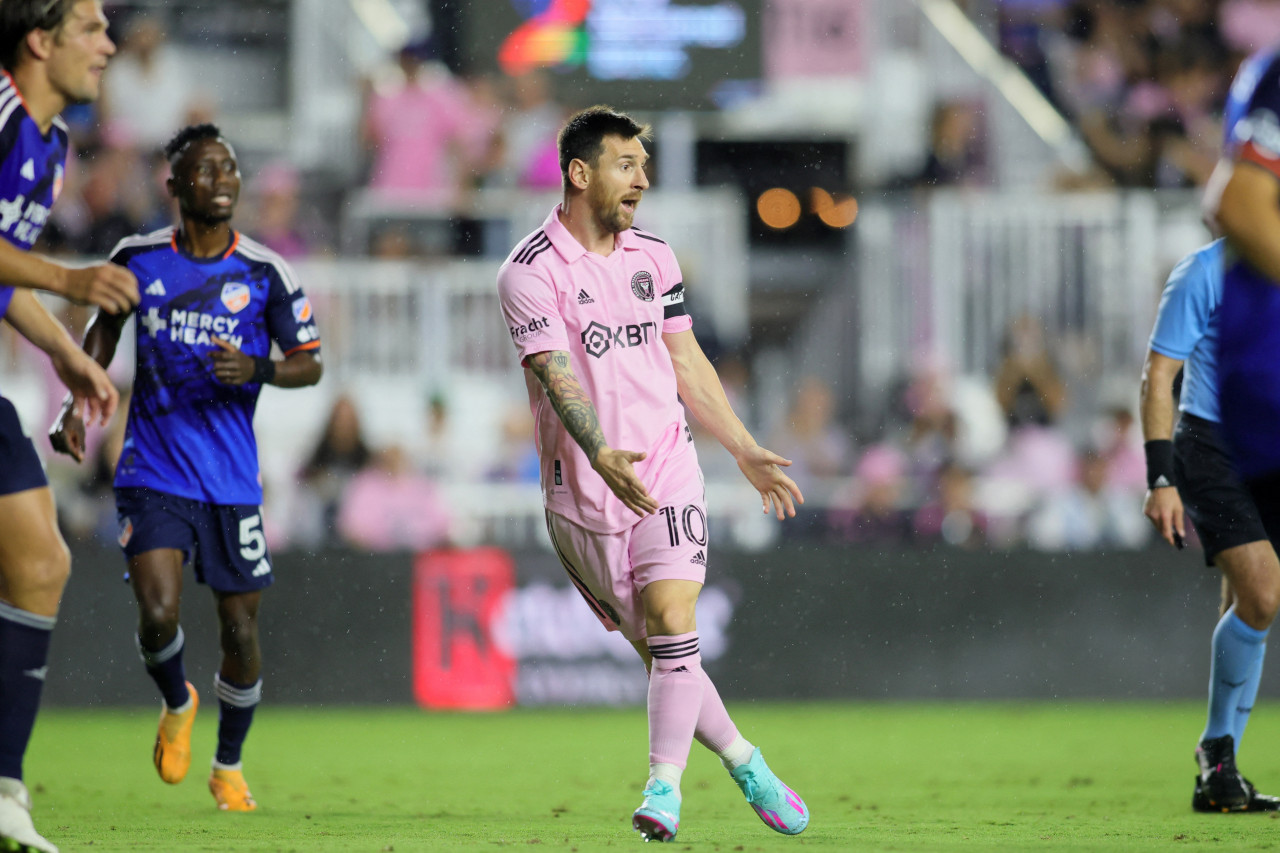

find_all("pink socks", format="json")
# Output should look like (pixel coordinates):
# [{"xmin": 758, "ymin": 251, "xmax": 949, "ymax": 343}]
[{"xmin": 647, "ymin": 632, "xmax": 703, "ymax": 768}]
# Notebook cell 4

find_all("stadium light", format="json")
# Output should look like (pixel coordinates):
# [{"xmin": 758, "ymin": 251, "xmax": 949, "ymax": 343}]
[
  {"xmin": 810, "ymin": 188, "xmax": 858, "ymax": 228},
  {"xmin": 756, "ymin": 188, "xmax": 801, "ymax": 230}
]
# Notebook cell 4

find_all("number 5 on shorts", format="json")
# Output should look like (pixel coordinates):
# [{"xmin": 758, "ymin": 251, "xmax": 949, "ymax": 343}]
[{"xmin": 239, "ymin": 514, "xmax": 266, "ymax": 560}]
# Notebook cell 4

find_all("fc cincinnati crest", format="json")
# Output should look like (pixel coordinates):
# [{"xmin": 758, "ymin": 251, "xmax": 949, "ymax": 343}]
[
  {"xmin": 631, "ymin": 270, "xmax": 655, "ymax": 302},
  {"xmin": 221, "ymin": 282, "xmax": 251, "ymax": 313}
]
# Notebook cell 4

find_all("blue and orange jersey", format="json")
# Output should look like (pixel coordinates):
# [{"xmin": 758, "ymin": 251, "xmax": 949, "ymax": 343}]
[
  {"xmin": 110, "ymin": 227, "xmax": 321, "ymax": 505},
  {"xmin": 1218, "ymin": 45, "xmax": 1280, "ymax": 478},
  {"xmin": 0, "ymin": 72, "xmax": 69, "ymax": 320}
]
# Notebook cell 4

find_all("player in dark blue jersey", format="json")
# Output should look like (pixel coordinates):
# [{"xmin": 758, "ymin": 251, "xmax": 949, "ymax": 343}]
[
  {"xmin": 0, "ymin": 3, "xmax": 139, "ymax": 852},
  {"xmin": 1140, "ymin": 239, "xmax": 1280, "ymax": 813},
  {"xmin": 51, "ymin": 124, "xmax": 322, "ymax": 813},
  {"xmin": 1197, "ymin": 43, "xmax": 1280, "ymax": 812}
]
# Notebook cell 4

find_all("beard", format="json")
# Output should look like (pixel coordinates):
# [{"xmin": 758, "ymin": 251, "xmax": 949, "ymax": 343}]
[{"xmin": 589, "ymin": 186, "xmax": 634, "ymax": 234}]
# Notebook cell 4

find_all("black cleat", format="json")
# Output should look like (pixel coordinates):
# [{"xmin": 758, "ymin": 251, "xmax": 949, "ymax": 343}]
[
  {"xmin": 1192, "ymin": 735, "xmax": 1276, "ymax": 813},
  {"xmin": 1193, "ymin": 775, "xmax": 1280, "ymax": 812},
  {"xmin": 1240, "ymin": 778, "xmax": 1280, "ymax": 812}
]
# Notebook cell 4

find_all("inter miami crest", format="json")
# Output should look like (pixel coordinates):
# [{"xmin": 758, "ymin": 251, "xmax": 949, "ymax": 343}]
[{"xmin": 631, "ymin": 270, "xmax": 655, "ymax": 302}]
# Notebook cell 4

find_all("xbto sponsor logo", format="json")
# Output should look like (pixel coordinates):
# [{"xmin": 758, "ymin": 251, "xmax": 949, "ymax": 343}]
[{"xmin": 581, "ymin": 320, "xmax": 658, "ymax": 358}]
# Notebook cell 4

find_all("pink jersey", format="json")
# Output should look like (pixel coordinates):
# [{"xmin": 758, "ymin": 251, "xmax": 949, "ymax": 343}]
[
  {"xmin": 364, "ymin": 74, "xmax": 471, "ymax": 195},
  {"xmin": 497, "ymin": 205, "xmax": 698, "ymax": 533}
]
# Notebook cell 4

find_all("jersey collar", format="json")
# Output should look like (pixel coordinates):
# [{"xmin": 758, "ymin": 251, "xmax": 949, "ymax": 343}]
[
  {"xmin": 544, "ymin": 204, "xmax": 641, "ymax": 263},
  {"xmin": 170, "ymin": 228, "xmax": 240, "ymax": 262}
]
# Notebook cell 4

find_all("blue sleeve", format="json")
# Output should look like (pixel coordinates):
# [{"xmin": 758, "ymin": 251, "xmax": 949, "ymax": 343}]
[
  {"xmin": 263, "ymin": 261, "xmax": 321, "ymax": 357},
  {"xmin": 1225, "ymin": 49, "xmax": 1280, "ymax": 163},
  {"xmin": 1148, "ymin": 247, "xmax": 1218, "ymax": 361}
]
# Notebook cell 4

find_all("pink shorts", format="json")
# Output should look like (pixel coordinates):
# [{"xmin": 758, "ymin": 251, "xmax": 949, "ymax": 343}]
[{"xmin": 545, "ymin": 496, "xmax": 709, "ymax": 642}]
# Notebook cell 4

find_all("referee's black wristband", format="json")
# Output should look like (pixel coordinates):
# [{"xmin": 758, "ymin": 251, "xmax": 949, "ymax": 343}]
[
  {"xmin": 1144, "ymin": 439, "xmax": 1176, "ymax": 489},
  {"xmin": 250, "ymin": 357, "xmax": 276, "ymax": 385}
]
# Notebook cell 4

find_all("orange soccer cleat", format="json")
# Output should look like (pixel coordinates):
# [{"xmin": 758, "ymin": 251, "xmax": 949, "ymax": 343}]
[
  {"xmin": 153, "ymin": 683, "xmax": 198, "ymax": 784},
  {"xmin": 209, "ymin": 767, "xmax": 258, "ymax": 812}
]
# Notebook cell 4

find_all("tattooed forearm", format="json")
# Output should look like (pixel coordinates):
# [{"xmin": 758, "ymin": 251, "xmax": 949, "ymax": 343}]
[{"xmin": 529, "ymin": 351, "xmax": 607, "ymax": 462}]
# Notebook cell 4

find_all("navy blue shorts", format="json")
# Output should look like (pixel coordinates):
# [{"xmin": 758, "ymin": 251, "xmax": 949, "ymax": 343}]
[
  {"xmin": 114, "ymin": 487, "xmax": 274, "ymax": 593},
  {"xmin": 0, "ymin": 396, "xmax": 47, "ymax": 496}
]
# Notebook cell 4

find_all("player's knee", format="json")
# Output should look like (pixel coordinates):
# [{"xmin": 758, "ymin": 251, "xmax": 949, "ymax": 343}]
[
  {"xmin": 220, "ymin": 613, "xmax": 258, "ymax": 653},
  {"xmin": 645, "ymin": 601, "xmax": 697, "ymax": 636},
  {"xmin": 22, "ymin": 537, "xmax": 71, "ymax": 598},
  {"xmin": 1233, "ymin": 571, "xmax": 1280, "ymax": 628},
  {"xmin": 1247, "ymin": 583, "xmax": 1280, "ymax": 627},
  {"xmin": 137, "ymin": 597, "xmax": 181, "ymax": 635}
]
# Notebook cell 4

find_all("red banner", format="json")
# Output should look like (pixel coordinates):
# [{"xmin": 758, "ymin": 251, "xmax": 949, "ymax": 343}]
[{"xmin": 412, "ymin": 548, "xmax": 516, "ymax": 710}]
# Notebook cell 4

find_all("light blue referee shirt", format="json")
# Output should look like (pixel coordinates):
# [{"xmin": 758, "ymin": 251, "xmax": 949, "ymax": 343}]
[{"xmin": 1148, "ymin": 239, "xmax": 1223, "ymax": 424}]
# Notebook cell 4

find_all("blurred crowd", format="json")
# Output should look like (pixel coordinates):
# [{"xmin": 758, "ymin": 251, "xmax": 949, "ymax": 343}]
[
  {"xmin": 24, "ymin": 9, "xmax": 1178, "ymax": 556},
  {"xmin": 53, "ymin": 310, "xmax": 1155, "ymax": 556},
  {"xmin": 739, "ymin": 311, "xmax": 1151, "ymax": 553},
  {"xmin": 35, "ymin": 14, "xmax": 570, "ymax": 265},
  {"xmin": 987, "ymin": 0, "xmax": 1280, "ymax": 187}
]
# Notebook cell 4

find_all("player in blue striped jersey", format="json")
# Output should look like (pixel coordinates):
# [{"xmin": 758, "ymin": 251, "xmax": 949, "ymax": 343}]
[
  {"xmin": 51, "ymin": 124, "xmax": 322, "ymax": 813},
  {"xmin": 0, "ymin": 3, "xmax": 138, "ymax": 852}
]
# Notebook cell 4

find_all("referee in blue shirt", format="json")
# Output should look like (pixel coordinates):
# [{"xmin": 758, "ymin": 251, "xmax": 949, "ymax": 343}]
[{"xmin": 1141, "ymin": 238, "xmax": 1280, "ymax": 813}]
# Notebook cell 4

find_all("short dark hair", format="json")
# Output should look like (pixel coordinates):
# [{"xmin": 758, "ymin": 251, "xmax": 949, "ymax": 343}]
[
  {"xmin": 164, "ymin": 123, "xmax": 222, "ymax": 163},
  {"xmin": 0, "ymin": 0, "xmax": 78, "ymax": 70},
  {"xmin": 557, "ymin": 105, "xmax": 650, "ymax": 184}
]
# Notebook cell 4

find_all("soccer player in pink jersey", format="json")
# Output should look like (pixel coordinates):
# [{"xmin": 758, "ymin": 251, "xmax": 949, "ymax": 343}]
[{"xmin": 497, "ymin": 106, "xmax": 809, "ymax": 843}]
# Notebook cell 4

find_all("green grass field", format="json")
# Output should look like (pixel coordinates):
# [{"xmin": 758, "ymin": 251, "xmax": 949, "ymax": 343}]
[{"xmin": 20, "ymin": 702, "xmax": 1280, "ymax": 852}]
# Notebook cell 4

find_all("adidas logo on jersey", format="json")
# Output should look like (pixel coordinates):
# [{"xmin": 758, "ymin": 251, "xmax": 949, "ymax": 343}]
[
  {"xmin": 146, "ymin": 279, "xmax": 166, "ymax": 296},
  {"xmin": 690, "ymin": 550, "xmax": 706, "ymax": 566},
  {"xmin": 19, "ymin": 159, "xmax": 34, "ymax": 181},
  {"xmin": 1153, "ymin": 475, "xmax": 1172, "ymax": 488},
  {"xmin": 578, "ymin": 289, "xmax": 594, "ymax": 304}
]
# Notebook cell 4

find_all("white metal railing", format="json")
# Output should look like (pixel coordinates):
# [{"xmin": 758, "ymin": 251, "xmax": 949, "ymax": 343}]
[{"xmin": 845, "ymin": 189, "xmax": 1203, "ymax": 406}]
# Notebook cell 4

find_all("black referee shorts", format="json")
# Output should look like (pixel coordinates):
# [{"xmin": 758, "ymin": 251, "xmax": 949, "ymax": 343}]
[{"xmin": 1174, "ymin": 413, "xmax": 1269, "ymax": 566}]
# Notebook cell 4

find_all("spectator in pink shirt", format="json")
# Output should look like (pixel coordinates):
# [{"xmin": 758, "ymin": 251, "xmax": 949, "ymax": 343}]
[
  {"xmin": 337, "ymin": 445, "xmax": 452, "ymax": 552},
  {"xmin": 359, "ymin": 39, "xmax": 476, "ymax": 203}
]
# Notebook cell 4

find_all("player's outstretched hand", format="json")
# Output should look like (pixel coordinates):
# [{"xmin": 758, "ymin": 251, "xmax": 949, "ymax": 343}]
[
  {"xmin": 736, "ymin": 444, "xmax": 804, "ymax": 520},
  {"xmin": 58, "ymin": 262, "xmax": 139, "ymax": 314},
  {"xmin": 48, "ymin": 350, "xmax": 117, "ymax": 461},
  {"xmin": 592, "ymin": 447, "xmax": 659, "ymax": 517},
  {"xmin": 210, "ymin": 337, "xmax": 254, "ymax": 385},
  {"xmin": 49, "ymin": 395, "xmax": 87, "ymax": 462},
  {"xmin": 1143, "ymin": 486, "xmax": 1187, "ymax": 549}
]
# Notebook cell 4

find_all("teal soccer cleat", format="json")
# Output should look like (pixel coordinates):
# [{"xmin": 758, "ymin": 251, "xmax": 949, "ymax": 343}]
[
  {"xmin": 729, "ymin": 748, "xmax": 809, "ymax": 835},
  {"xmin": 632, "ymin": 780, "xmax": 681, "ymax": 842}
]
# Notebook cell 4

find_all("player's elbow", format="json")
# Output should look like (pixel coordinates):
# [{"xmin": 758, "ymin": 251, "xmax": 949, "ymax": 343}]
[
  {"xmin": 294, "ymin": 353, "xmax": 323, "ymax": 387},
  {"xmin": 306, "ymin": 358, "xmax": 324, "ymax": 386}
]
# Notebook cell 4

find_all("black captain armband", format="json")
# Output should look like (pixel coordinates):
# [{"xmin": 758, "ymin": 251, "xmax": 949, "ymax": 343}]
[
  {"xmin": 1144, "ymin": 439, "xmax": 1176, "ymax": 489},
  {"xmin": 251, "ymin": 357, "xmax": 276, "ymax": 385}
]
